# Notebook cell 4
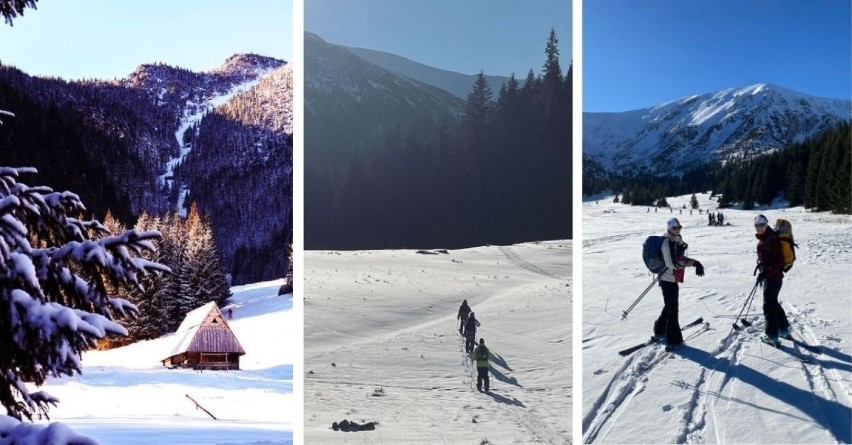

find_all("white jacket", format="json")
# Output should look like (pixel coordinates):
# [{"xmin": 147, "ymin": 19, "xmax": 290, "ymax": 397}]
[{"xmin": 660, "ymin": 230, "xmax": 691, "ymax": 283}]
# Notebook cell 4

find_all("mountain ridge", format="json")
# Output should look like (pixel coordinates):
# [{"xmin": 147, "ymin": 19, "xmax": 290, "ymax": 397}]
[
  {"xmin": 583, "ymin": 83, "xmax": 851, "ymax": 174},
  {"xmin": 345, "ymin": 45, "xmax": 509, "ymax": 99}
]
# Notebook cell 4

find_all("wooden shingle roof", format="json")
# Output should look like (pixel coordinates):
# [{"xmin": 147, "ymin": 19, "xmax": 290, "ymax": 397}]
[{"xmin": 164, "ymin": 302, "xmax": 245, "ymax": 360}]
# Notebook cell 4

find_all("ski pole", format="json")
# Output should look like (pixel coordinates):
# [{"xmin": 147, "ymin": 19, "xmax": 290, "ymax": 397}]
[
  {"xmin": 728, "ymin": 280, "xmax": 759, "ymax": 336},
  {"xmin": 622, "ymin": 275, "xmax": 660, "ymax": 320},
  {"xmin": 740, "ymin": 282, "xmax": 759, "ymax": 327}
]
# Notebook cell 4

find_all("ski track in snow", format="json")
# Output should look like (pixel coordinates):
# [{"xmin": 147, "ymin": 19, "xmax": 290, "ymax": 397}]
[
  {"xmin": 582, "ymin": 195, "xmax": 851, "ymax": 444},
  {"xmin": 305, "ymin": 242, "xmax": 572, "ymax": 444}
]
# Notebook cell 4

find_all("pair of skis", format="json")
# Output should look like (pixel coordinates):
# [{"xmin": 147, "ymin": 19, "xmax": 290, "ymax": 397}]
[{"xmin": 618, "ymin": 317, "xmax": 706, "ymax": 356}]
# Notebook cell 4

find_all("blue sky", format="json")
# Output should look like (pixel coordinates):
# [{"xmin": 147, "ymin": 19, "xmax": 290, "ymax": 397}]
[
  {"xmin": 0, "ymin": 1, "xmax": 292, "ymax": 80},
  {"xmin": 306, "ymin": 0, "xmax": 571, "ymax": 78},
  {"xmin": 584, "ymin": 1, "xmax": 852, "ymax": 112}
]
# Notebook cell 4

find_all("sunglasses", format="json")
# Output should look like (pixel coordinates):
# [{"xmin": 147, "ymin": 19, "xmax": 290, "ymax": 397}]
[
  {"xmin": 670, "ymin": 226, "xmax": 682, "ymax": 230},
  {"xmin": 755, "ymin": 223, "xmax": 767, "ymax": 229}
]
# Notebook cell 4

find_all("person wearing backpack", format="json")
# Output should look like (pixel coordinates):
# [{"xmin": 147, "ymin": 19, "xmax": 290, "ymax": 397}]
[
  {"xmin": 470, "ymin": 338, "xmax": 493, "ymax": 392},
  {"xmin": 652, "ymin": 218, "xmax": 705, "ymax": 350},
  {"xmin": 457, "ymin": 299, "xmax": 471, "ymax": 335},
  {"xmin": 463, "ymin": 312, "xmax": 480, "ymax": 353},
  {"xmin": 754, "ymin": 214, "xmax": 791, "ymax": 346}
]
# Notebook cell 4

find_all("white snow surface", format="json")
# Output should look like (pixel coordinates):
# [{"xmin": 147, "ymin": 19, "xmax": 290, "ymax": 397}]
[
  {"xmin": 582, "ymin": 193, "xmax": 852, "ymax": 444},
  {"xmin": 304, "ymin": 242, "xmax": 572, "ymax": 444},
  {"xmin": 28, "ymin": 280, "xmax": 294, "ymax": 445}
]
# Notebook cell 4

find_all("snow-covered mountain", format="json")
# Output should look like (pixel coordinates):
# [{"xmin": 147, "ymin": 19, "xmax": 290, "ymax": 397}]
[
  {"xmin": 346, "ymin": 46, "xmax": 509, "ymax": 99},
  {"xmin": 305, "ymin": 31, "xmax": 464, "ymax": 173},
  {"xmin": 0, "ymin": 54, "xmax": 293, "ymax": 284},
  {"xmin": 584, "ymin": 84, "xmax": 851, "ymax": 174}
]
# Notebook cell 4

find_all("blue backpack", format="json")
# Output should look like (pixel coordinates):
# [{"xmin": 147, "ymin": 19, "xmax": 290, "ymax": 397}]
[{"xmin": 642, "ymin": 236, "xmax": 667, "ymax": 273}]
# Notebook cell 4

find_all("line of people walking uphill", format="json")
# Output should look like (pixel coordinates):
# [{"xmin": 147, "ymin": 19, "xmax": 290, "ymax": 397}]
[{"xmin": 457, "ymin": 299, "xmax": 494, "ymax": 392}]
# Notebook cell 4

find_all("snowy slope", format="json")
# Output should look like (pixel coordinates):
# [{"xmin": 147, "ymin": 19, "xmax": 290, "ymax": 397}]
[
  {"xmin": 583, "ymin": 84, "xmax": 851, "ymax": 173},
  {"xmin": 29, "ymin": 280, "xmax": 295, "ymax": 445},
  {"xmin": 582, "ymin": 194, "xmax": 851, "ymax": 444},
  {"xmin": 304, "ymin": 242, "xmax": 572, "ymax": 443}
]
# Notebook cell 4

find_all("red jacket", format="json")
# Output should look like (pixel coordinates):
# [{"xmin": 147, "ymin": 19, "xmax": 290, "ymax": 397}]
[{"xmin": 756, "ymin": 227, "xmax": 785, "ymax": 281}]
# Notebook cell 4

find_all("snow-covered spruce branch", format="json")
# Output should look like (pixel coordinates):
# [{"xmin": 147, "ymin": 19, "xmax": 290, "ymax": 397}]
[{"xmin": 1, "ymin": 166, "xmax": 169, "ymax": 422}]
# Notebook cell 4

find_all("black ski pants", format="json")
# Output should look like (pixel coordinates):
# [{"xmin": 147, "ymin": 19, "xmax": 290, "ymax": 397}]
[
  {"xmin": 654, "ymin": 281, "xmax": 683, "ymax": 344},
  {"xmin": 459, "ymin": 316, "xmax": 467, "ymax": 334},
  {"xmin": 763, "ymin": 279, "xmax": 790, "ymax": 337},
  {"xmin": 465, "ymin": 331, "xmax": 476, "ymax": 353},
  {"xmin": 476, "ymin": 366, "xmax": 490, "ymax": 391}
]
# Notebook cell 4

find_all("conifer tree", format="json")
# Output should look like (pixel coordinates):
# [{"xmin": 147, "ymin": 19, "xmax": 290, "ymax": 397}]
[{"xmin": 0, "ymin": 166, "xmax": 167, "ymax": 421}]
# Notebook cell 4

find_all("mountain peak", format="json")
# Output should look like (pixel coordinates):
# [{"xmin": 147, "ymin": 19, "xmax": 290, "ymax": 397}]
[
  {"xmin": 585, "ymin": 83, "xmax": 851, "ymax": 174},
  {"xmin": 212, "ymin": 53, "xmax": 286, "ymax": 77}
]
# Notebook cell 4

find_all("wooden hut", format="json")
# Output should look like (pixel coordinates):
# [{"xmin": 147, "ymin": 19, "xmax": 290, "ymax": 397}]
[{"xmin": 162, "ymin": 302, "xmax": 245, "ymax": 370}]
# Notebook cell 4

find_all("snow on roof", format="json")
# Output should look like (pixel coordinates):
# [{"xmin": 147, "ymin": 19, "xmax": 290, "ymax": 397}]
[{"xmin": 163, "ymin": 301, "xmax": 245, "ymax": 360}]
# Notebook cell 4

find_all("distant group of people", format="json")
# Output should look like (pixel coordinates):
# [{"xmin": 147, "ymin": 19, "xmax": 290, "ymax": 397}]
[
  {"xmin": 709, "ymin": 211, "xmax": 726, "ymax": 226},
  {"xmin": 457, "ymin": 300, "xmax": 494, "ymax": 392}
]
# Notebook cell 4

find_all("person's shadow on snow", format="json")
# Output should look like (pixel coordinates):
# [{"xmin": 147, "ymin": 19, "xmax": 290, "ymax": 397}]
[
  {"xmin": 485, "ymin": 390, "xmax": 526, "ymax": 408},
  {"xmin": 491, "ymin": 352, "xmax": 512, "ymax": 371},
  {"xmin": 673, "ymin": 345, "xmax": 851, "ymax": 443},
  {"xmin": 490, "ymin": 364, "xmax": 521, "ymax": 388}
]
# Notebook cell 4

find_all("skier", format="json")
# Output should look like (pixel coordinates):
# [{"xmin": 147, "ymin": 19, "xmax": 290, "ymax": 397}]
[
  {"xmin": 463, "ymin": 312, "xmax": 480, "ymax": 353},
  {"xmin": 470, "ymin": 338, "xmax": 493, "ymax": 392},
  {"xmin": 457, "ymin": 299, "xmax": 471, "ymax": 334},
  {"xmin": 652, "ymin": 218, "xmax": 705, "ymax": 350},
  {"xmin": 754, "ymin": 214, "xmax": 791, "ymax": 345},
  {"xmin": 227, "ymin": 308, "xmax": 233, "ymax": 320}
]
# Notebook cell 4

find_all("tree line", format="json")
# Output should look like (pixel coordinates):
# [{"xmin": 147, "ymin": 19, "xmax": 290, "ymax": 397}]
[
  {"xmin": 99, "ymin": 203, "xmax": 231, "ymax": 344},
  {"xmin": 586, "ymin": 121, "xmax": 851, "ymax": 214},
  {"xmin": 306, "ymin": 30, "xmax": 572, "ymax": 249}
]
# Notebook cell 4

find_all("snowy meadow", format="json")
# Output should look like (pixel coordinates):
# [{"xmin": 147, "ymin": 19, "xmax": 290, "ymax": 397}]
[
  {"xmin": 582, "ymin": 193, "xmax": 851, "ymax": 444},
  {"xmin": 27, "ymin": 280, "xmax": 295, "ymax": 445},
  {"xmin": 304, "ymin": 242, "xmax": 572, "ymax": 444}
]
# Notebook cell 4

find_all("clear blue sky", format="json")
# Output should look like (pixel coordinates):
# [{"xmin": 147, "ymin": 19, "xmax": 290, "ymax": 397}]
[
  {"xmin": 306, "ymin": 0, "xmax": 571, "ymax": 78},
  {"xmin": 585, "ymin": 1, "xmax": 852, "ymax": 112},
  {"xmin": 0, "ymin": 0, "xmax": 292, "ymax": 80}
]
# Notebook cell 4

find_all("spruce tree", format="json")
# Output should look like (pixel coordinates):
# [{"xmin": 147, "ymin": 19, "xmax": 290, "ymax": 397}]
[{"xmin": 0, "ymin": 166, "xmax": 167, "ymax": 421}]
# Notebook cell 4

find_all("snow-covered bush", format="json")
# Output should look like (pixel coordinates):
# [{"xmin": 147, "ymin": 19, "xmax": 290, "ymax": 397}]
[{"xmin": 0, "ymin": 165, "xmax": 169, "ymax": 421}]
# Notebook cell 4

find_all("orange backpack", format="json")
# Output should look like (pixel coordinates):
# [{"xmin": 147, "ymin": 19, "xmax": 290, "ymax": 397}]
[{"xmin": 774, "ymin": 219, "xmax": 797, "ymax": 272}]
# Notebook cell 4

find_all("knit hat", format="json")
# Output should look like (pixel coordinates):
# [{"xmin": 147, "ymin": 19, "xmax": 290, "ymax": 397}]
[
  {"xmin": 479, "ymin": 338, "xmax": 485, "ymax": 345},
  {"xmin": 667, "ymin": 218, "xmax": 681, "ymax": 230},
  {"xmin": 754, "ymin": 214, "xmax": 769, "ymax": 226}
]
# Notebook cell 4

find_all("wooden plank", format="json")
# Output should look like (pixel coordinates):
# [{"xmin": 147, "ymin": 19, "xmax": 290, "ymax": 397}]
[{"xmin": 185, "ymin": 393, "xmax": 217, "ymax": 420}]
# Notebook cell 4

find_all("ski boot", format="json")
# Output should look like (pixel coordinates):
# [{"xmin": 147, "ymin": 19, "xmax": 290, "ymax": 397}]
[{"xmin": 760, "ymin": 333, "xmax": 780, "ymax": 347}]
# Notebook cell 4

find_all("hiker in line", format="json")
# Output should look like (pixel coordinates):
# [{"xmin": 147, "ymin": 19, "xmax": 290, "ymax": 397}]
[
  {"xmin": 653, "ymin": 218, "xmax": 705, "ymax": 349},
  {"xmin": 463, "ymin": 312, "xmax": 480, "ymax": 353},
  {"xmin": 457, "ymin": 299, "xmax": 471, "ymax": 334},
  {"xmin": 227, "ymin": 308, "xmax": 233, "ymax": 320},
  {"xmin": 754, "ymin": 214, "xmax": 791, "ymax": 345},
  {"xmin": 470, "ymin": 338, "xmax": 493, "ymax": 392}
]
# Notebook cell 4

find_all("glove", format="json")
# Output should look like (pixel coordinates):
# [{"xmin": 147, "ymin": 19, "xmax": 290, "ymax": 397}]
[
  {"xmin": 694, "ymin": 261, "xmax": 704, "ymax": 277},
  {"xmin": 756, "ymin": 272, "xmax": 766, "ymax": 287}
]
